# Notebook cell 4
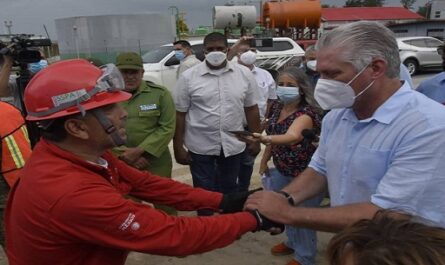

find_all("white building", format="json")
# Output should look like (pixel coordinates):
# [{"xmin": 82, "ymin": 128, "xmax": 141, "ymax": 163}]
[{"xmin": 430, "ymin": 0, "xmax": 445, "ymax": 20}]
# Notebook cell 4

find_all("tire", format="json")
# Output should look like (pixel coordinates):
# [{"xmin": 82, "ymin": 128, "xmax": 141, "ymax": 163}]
[{"xmin": 403, "ymin": 59, "xmax": 419, "ymax": 76}]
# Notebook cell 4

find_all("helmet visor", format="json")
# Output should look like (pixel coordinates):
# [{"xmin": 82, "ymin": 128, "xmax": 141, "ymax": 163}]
[{"xmin": 96, "ymin": 63, "xmax": 125, "ymax": 92}]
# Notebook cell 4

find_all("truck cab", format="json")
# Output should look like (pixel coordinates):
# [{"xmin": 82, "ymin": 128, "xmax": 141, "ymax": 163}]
[{"xmin": 142, "ymin": 37, "xmax": 305, "ymax": 90}]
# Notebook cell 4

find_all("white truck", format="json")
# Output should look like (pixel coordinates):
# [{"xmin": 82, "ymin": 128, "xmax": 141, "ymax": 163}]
[{"xmin": 141, "ymin": 37, "xmax": 305, "ymax": 90}]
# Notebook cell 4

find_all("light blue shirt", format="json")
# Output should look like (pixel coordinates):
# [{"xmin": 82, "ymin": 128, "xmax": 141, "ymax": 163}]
[
  {"xmin": 416, "ymin": 72, "xmax": 445, "ymax": 104},
  {"xmin": 399, "ymin": 64, "xmax": 414, "ymax": 89},
  {"xmin": 309, "ymin": 81, "xmax": 445, "ymax": 227}
]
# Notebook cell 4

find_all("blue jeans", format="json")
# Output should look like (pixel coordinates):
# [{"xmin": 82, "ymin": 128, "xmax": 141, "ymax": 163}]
[
  {"xmin": 266, "ymin": 168, "xmax": 324, "ymax": 265},
  {"xmin": 237, "ymin": 148, "xmax": 257, "ymax": 192},
  {"xmin": 189, "ymin": 151, "xmax": 242, "ymax": 215}
]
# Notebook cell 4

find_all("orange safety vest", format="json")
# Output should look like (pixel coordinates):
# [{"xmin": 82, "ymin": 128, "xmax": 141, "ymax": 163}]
[{"xmin": 0, "ymin": 102, "xmax": 31, "ymax": 187}]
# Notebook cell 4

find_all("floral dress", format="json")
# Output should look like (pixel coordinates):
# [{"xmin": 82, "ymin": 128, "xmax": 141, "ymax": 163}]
[{"xmin": 266, "ymin": 101, "xmax": 322, "ymax": 178}]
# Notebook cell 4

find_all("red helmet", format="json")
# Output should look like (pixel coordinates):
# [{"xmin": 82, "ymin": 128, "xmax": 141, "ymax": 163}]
[{"xmin": 24, "ymin": 59, "xmax": 131, "ymax": 121}]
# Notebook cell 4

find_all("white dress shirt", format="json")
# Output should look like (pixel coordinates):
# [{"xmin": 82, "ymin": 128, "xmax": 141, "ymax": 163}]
[
  {"xmin": 252, "ymin": 66, "xmax": 277, "ymax": 119},
  {"xmin": 174, "ymin": 61, "xmax": 259, "ymax": 157}
]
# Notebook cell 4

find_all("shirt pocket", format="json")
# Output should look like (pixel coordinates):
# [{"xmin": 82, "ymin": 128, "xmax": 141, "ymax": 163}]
[
  {"xmin": 349, "ymin": 146, "xmax": 391, "ymax": 196},
  {"xmin": 138, "ymin": 110, "xmax": 160, "ymax": 127}
]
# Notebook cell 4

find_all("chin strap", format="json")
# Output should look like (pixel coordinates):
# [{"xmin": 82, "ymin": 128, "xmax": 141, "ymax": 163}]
[{"xmin": 90, "ymin": 109, "xmax": 126, "ymax": 147}]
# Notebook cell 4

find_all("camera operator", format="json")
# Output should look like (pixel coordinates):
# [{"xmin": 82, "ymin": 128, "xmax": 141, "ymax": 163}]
[{"xmin": 0, "ymin": 55, "xmax": 21, "ymax": 110}]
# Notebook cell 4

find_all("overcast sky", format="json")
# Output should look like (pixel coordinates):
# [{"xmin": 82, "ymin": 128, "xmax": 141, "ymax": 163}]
[{"xmin": 0, "ymin": 0, "xmax": 427, "ymax": 39}]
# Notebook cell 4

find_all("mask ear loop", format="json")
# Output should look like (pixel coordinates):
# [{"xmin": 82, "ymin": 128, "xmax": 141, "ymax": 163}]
[
  {"xmin": 353, "ymin": 80, "xmax": 375, "ymax": 100},
  {"xmin": 348, "ymin": 63, "xmax": 375, "ymax": 99},
  {"xmin": 347, "ymin": 63, "xmax": 371, "ymax": 86}
]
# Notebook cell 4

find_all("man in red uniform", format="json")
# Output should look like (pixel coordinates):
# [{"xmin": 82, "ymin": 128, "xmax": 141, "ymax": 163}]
[
  {"xmin": 5, "ymin": 59, "xmax": 281, "ymax": 265},
  {"xmin": 0, "ymin": 101, "xmax": 31, "ymax": 247}
]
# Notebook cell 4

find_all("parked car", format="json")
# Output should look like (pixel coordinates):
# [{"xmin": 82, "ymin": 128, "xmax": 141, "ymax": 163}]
[
  {"xmin": 397, "ymin": 36, "xmax": 444, "ymax": 75},
  {"xmin": 141, "ymin": 37, "xmax": 305, "ymax": 90}
]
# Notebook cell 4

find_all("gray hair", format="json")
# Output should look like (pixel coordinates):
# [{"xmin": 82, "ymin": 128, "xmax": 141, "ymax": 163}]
[
  {"xmin": 316, "ymin": 21, "xmax": 400, "ymax": 78},
  {"xmin": 279, "ymin": 67, "xmax": 322, "ymax": 111}
]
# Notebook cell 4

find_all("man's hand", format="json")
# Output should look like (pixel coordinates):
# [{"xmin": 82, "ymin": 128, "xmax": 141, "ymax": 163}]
[
  {"xmin": 227, "ymin": 36, "xmax": 254, "ymax": 60},
  {"xmin": 119, "ymin": 147, "xmax": 145, "ymax": 165},
  {"xmin": 174, "ymin": 146, "xmax": 192, "ymax": 165},
  {"xmin": 219, "ymin": 188, "xmax": 262, "ymax": 213},
  {"xmin": 131, "ymin": 157, "xmax": 150, "ymax": 170},
  {"xmin": 245, "ymin": 190, "xmax": 294, "ymax": 225},
  {"xmin": 0, "ymin": 55, "xmax": 14, "ymax": 98},
  {"xmin": 247, "ymin": 142, "xmax": 261, "ymax": 156},
  {"xmin": 249, "ymin": 209, "xmax": 284, "ymax": 234},
  {"xmin": 2, "ymin": 55, "xmax": 13, "ymax": 68}
]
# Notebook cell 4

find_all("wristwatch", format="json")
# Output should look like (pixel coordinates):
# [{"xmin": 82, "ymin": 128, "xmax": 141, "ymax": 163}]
[{"xmin": 276, "ymin": 190, "xmax": 296, "ymax": 206}]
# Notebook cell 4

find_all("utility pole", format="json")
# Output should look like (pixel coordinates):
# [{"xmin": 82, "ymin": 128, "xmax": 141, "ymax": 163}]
[
  {"xmin": 169, "ymin": 6, "xmax": 180, "ymax": 41},
  {"xmin": 72, "ymin": 25, "xmax": 80, "ymax": 59},
  {"xmin": 4, "ymin": 21, "xmax": 12, "ymax": 35}
]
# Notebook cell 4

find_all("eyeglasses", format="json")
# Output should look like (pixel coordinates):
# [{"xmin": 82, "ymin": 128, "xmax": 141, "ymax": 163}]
[{"xmin": 438, "ymin": 46, "xmax": 444, "ymax": 56}]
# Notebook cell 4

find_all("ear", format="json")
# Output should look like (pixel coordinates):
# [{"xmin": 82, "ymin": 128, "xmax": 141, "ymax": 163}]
[
  {"xmin": 64, "ymin": 118, "xmax": 90, "ymax": 140},
  {"xmin": 370, "ymin": 58, "xmax": 387, "ymax": 79}
]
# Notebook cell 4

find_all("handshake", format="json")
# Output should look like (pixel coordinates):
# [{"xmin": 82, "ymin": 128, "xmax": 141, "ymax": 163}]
[{"xmin": 219, "ymin": 188, "xmax": 284, "ymax": 233}]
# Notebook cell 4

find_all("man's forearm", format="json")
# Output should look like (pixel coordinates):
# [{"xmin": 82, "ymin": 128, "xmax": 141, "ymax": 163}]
[
  {"xmin": 282, "ymin": 167, "xmax": 328, "ymax": 205},
  {"xmin": 245, "ymin": 105, "xmax": 261, "ymax": 133},
  {"xmin": 0, "ymin": 59, "xmax": 13, "ymax": 97},
  {"xmin": 285, "ymin": 202, "xmax": 380, "ymax": 232},
  {"xmin": 173, "ymin": 111, "xmax": 186, "ymax": 148}
]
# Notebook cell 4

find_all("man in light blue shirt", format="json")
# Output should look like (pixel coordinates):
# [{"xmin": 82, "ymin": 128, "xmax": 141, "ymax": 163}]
[
  {"xmin": 246, "ymin": 21, "xmax": 445, "ymax": 251},
  {"xmin": 416, "ymin": 44, "xmax": 445, "ymax": 104}
]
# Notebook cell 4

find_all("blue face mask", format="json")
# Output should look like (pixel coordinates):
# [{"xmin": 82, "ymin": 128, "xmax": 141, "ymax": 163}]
[
  {"xmin": 276, "ymin": 86, "xmax": 300, "ymax": 104},
  {"xmin": 174, "ymin": 50, "xmax": 186, "ymax": 61},
  {"xmin": 29, "ymin": 59, "xmax": 48, "ymax": 74}
]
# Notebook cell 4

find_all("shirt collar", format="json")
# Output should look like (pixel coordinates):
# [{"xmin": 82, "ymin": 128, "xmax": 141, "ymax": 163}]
[
  {"xmin": 343, "ymin": 81, "xmax": 413, "ymax": 125},
  {"xmin": 198, "ymin": 60, "xmax": 234, "ymax": 76},
  {"xmin": 39, "ymin": 139, "xmax": 112, "ymax": 174},
  {"xmin": 131, "ymin": 81, "xmax": 150, "ymax": 97},
  {"xmin": 185, "ymin": 54, "xmax": 197, "ymax": 61}
]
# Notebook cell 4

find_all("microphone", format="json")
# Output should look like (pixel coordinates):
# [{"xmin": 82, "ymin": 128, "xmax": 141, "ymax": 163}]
[{"xmin": 301, "ymin": 129, "xmax": 317, "ymax": 149}]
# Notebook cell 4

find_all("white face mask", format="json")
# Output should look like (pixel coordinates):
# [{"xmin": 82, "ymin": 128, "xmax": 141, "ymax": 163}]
[
  {"xmin": 205, "ymin": 51, "xmax": 227, "ymax": 67},
  {"xmin": 314, "ymin": 64, "xmax": 374, "ymax": 110},
  {"xmin": 306, "ymin": 60, "xmax": 317, "ymax": 71},
  {"xmin": 239, "ymin": 50, "xmax": 257, "ymax": 65}
]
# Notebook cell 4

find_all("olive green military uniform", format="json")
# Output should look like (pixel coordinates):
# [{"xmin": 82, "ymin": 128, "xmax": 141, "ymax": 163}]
[
  {"xmin": 117, "ymin": 81, "xmax": 176, "ymax": 214},
  {"xmin": 120, "ymin": 81, "xmax": 176, "ymax": 176},
  {"xmin": 114, "ymin": 52, "xmax": 176, "ymax": 214}
]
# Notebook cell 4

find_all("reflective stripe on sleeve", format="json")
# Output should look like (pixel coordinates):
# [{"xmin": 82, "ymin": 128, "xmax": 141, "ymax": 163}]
[
  {"xmin": 4, "ymin": 134, "xmax": 25, "ymax": 169},
  {"xmin": 20, "ymin": 125, "xmax": 30, "ymax": 144}
]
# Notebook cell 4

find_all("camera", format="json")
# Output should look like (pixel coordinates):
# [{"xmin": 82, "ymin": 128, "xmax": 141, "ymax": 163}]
[{"xmin": 0, "ymin": 35, "xmax": 51, "ymax": 65}]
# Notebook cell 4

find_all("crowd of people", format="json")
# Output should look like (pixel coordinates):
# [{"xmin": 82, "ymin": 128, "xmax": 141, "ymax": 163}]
[{"xmin": 0, "ymin": 20, "xmax": 444, "ymax": 265}]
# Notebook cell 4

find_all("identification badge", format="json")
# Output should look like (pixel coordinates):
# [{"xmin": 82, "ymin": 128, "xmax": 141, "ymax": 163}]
[{"xmin": 139, "ymin": 104, "xmax": 157, "ymax": 111}]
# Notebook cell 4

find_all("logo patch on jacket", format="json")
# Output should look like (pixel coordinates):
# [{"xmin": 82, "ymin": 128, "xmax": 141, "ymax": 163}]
[
  {"xmin": 139, "ymin": 104, "xmax": 157, "ymax": 111},
  {"xmin": 119, "ymin": 212, "xmax": 138, "ymax": 231}
]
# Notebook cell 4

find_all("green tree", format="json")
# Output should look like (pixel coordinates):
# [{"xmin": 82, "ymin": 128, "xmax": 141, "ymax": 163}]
[
  {"xmin": 362, "ymin": 0, "xmax": 385, "ymax": 7},
  {"xmin": 401, "ymin": 0, "xmax": 416, "ymax": 9},
  {"xmin": 417, "ymin": 5, "xmax": 428, "ymax": 18},
  {"xmin": 344, "ymin": 0, "xmax": 363, "ymax": 7},
  {"xmin": 177, "ymin": 16, "xmax": 189, "ymax": 33}
]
